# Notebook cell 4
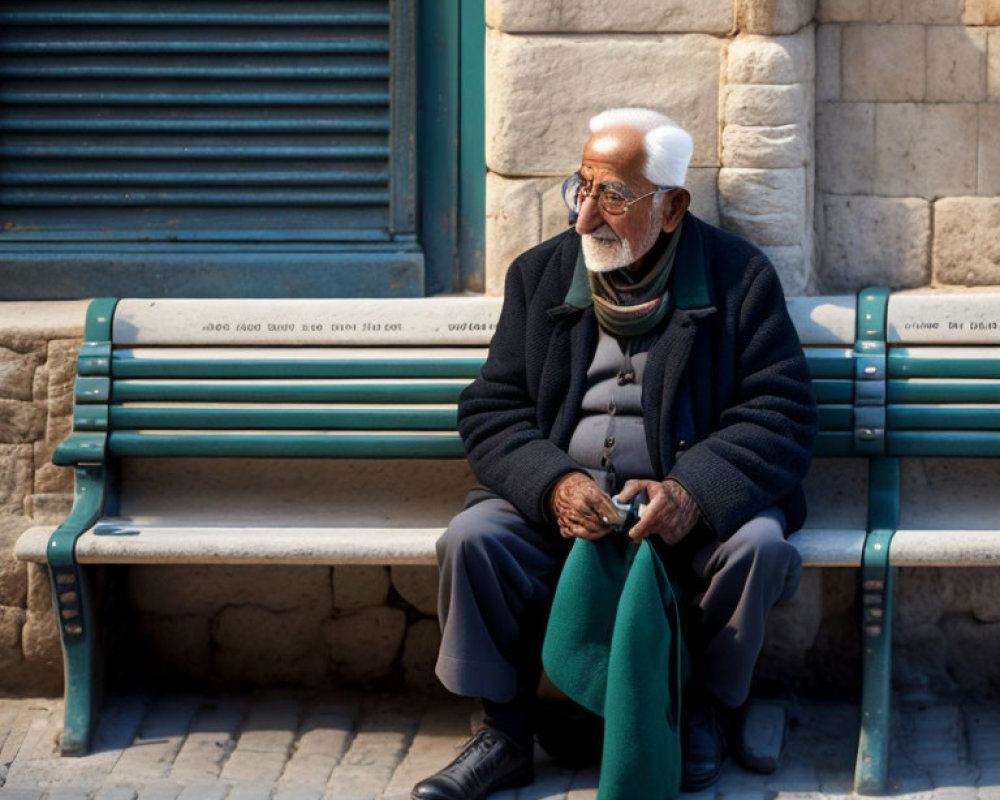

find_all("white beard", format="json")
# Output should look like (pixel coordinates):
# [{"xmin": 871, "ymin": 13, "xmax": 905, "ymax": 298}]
[{"xmin": 580, "ymin": 234, "xmax": 634, "ymax": 273}]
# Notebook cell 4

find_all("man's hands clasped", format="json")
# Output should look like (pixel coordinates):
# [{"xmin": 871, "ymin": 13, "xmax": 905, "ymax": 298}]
[{"xmin": 549, "ymin": 472, "xmax": 701, "ymax": 544}]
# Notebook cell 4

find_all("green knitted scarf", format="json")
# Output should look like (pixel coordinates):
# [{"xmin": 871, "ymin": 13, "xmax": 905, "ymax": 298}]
[{"xmin": 587, "ymin": 223, "xmax": 681, "ymax": 337}]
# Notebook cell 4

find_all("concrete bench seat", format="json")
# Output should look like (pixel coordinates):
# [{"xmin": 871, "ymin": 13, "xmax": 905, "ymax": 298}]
[{"xmin": 15, "ymin": 290, "xmax": 1000, "ymax": 796}]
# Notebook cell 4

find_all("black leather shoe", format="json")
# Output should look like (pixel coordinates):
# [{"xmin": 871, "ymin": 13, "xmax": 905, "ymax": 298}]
[
  {"xmin": 681, "ymin": 701, "xmax": 726, "ymax": 792},
  {"xmin": 411, "ymin": 727, "xmax": 533, "ymax": 800}
]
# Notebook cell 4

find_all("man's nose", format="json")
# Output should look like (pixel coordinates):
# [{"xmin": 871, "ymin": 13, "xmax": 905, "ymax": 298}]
[{"xmin": 574, "ymin": 193, "xmax": 604, "ymax": 234}]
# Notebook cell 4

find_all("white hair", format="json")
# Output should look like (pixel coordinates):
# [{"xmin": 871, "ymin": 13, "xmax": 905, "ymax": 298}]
[{"xmin": 588, "ymin": 107, "xmax": 694, "ymax": 188}]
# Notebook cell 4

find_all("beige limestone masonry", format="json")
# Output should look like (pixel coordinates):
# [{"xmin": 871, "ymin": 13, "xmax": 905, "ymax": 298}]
[
  {"xmin": 484, "ymin": 0, "xmax": 734, "ymax": 34},
  {"xmin": 819, "ymin": 195, "xmax": 931, "ymax": 291},
  {"xmin": 841, "ymin": 24, "xmax": 925, "ymax": 101},
  {"xmin": 816, "ymin": 102, "xmax": 875, "ymax": 195},
  {"xmin": 875, "ymin": 103, "xmax": 978, "ymax": 198},
  {"xmin": 718, "ymin": 168, "xmax": 809, "ymax": 247},
  {"xmin": 927, "ymin": 26, "xmax": 988, "ymax": 102},
  {"xmin": 933, "ymin": 197, "xmax": 1000, "ymax": 285},
  {"xmin": 816, "ymin": 24, "xmax": 840, "ymax": 100},
  {"xmin": 727, "ymin": 31, "xmax": 814, "ymax": 84},
  {"xmin": 484, "ymin": 31, "xmax": 721, "ymax": 177},
  {"xmin": 980, "ymin": 104, "xmax": 1000, "ymax": 194},
  {"xmin": 965, "ymin": 0, "xmax": 1000, "ymax": 26},
  {"xmin": 737, "ymin": 0, "xmax": 817, "ymax": 35}
]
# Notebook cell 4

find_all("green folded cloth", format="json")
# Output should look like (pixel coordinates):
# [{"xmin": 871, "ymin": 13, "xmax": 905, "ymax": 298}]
[{"xmin": 542, "ymin": 536, "xmax": 687, "ymax": 800}]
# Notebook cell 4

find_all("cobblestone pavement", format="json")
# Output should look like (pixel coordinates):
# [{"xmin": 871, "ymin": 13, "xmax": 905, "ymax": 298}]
[{"xmin": 1, "ymin": 691, "xmax": 997, "ymax": 799}]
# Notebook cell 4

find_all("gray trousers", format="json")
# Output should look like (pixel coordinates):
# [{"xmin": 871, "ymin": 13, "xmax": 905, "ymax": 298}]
[{"xmin": 435, "ymin": 492, "xmax": 802, "ymax": 710}]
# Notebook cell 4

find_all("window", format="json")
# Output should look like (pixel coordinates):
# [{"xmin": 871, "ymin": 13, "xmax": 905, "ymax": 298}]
[{"xmin": 0, "ymin": 1, "xmax": 483, "ymax": 297}]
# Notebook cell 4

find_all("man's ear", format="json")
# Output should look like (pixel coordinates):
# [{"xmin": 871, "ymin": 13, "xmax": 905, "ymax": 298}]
[{"xmin": 660, "ymin": 188, "xmax": 691, "ymax": 234}]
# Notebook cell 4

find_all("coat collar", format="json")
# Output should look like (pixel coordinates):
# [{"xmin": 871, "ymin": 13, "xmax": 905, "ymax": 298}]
[{"xmin": 548, "ymin": 212, "xmax": 716, "ymax": 320}]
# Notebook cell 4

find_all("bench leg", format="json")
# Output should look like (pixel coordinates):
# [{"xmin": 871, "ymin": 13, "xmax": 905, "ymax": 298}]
[
  {"xmin": 49, "ymin": 564, "xmax": 102, "ymax": 756},
  {"xmin": 854, "ymin": 532, "xmax": 895, "ymax": 795}
]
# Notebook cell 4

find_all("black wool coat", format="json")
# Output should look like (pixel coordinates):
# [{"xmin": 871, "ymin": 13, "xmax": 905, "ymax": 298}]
[{"xmin": 458, "ymin": 212, "xmax": 819, "ymax": 539}]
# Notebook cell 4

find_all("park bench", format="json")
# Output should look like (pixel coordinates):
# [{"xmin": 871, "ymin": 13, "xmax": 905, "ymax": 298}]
[{"xmin": 14, "ymin": 289, "xmax": 1000, "ymax": 794}]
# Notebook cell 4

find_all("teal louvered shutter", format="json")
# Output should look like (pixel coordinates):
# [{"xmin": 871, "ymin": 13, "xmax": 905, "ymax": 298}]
[{"xmin": 0, "ymin": 1, "xmax": 422, "ymax": 298}]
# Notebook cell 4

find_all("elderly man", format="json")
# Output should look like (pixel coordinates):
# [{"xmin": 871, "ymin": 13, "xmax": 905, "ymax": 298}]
[{"xmin": 411, "ymin": 107, "xmax": 817, "ymax": 800}]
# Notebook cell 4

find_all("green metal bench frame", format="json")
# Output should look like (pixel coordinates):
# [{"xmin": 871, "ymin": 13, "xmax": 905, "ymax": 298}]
[{"xmin": 32, "ymin": 290, "xmax": 1000, "ymax": 795}]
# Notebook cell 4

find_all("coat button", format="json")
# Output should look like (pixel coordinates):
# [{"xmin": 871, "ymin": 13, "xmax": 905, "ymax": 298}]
[
  {"xmin": 678, "ymin": 439, "xmax": 687, "ymax": 449},
  {"xmin": 604, "ymin": 436, "xmax": 615, "ymax": 448}
]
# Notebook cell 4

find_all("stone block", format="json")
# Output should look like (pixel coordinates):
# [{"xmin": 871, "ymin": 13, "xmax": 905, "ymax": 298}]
[
  {"xmin": 933, "ymin": 198, "xmax": 1000, "ymax": 285},
  {"xmin": 725, "ymin": 84, "xmax": 807, "ymax": 127},
  {"xmin": 0, "ymin": 445, "xmax": 33, "ymax": 514},
  {"xmin": 718, "ymin": 167, "xmax": 808, "ymax": 246},
  {"xmin": 0, "ymin": 400, "xmax": 45, "ymax": 444},
  {"xmin": 951, "ymin": 569, "xmax": 1000, "ymax": 624},
  {"xmin": 402, "ymin": 618, "xmax": 444, "ymax": 694},
  {"xmin": 322, "ymin": 606, "xmax": 407, "ymax": 682},
  {"xmin": 332, "ymin": 565, "xmax": 390, "ymax": 611},
  {"xmin": 722, "ymin": 123, "xmax": 809, "ymax": 169},
  {"xmin": 819, "ymin": 195, "xmax": 930, "ymax": 291},
  {"xmin": 737, "ymin": 0, "xmax": 816, "ymax": 34},
  {"xmin": 816, "ymin": 0, "xmax": 867, "ymax": 22},
  {"xmin": 927, "ymin": 26, "xmax": 987, "ymax": 102},
  {"xmin": 979, "ymin": 105, "xmax": 1000, "ymax": 194},
  {"xmin": 0, "ymin": 301, "xmax": 87, "ymax": 341},
  {"xmin": 484, "ymin": 173, "xmax": 551, "ymax": 296},
  {"xmin": 25, "ymin": 492, "xmax": 73, "ymax": 523},
  {"xmin": 760, "ymin": 568, "xmax": 822, "ymax": 663},
  {"xmin": 27, "ymin": 561, "xmax": 52, "ymax": 610},
  {"xmin": 215, "ymin": 605, "xmax": 327, "ymax": 686},
  {"xmin": 816, "ymin": 24, "xmax": 841, "ymax": 101},
  {"xmin": 136, "ymin": 613, "xmax": 212, "ymax": 682},
  {"xmin": 868, "ymin": 0, "xmax": 902, "ymax": 22},
  {"xmin": 942, "ymin": 615, "xmax": 1000, "ymax": 692},
  {"xmin": 762, "ymin": 245, "xmax": 812, "ymax": 296},
  {"xmin": 0, "ymin": 605, "xmax": 25, "ymax": 648},
  {"xmin": 896, "ymin": 567, "xmax": 953, "ymax": 628},
  {"xmin": 0, "ymin": 517, "xmax": 28, "ymax": 606},
  {"xmin": 129, "ymin": 564, "xmax": 333, "ymax": 617},
  {"xmin": 894, "ymin": 623, "xmax": 950, "ymax": 694},
  {"xmin": 991, "ymin": 31, "xmax": 1000, "ymax": 101},
  {"xmin": 486, "ymin": 31, "xmax": 721, "ymax": 175},
  {"xmin": 964, "ymin": 0, "xmax": 1000, "ymax": 25},
  {"xmin": 22, "ymin": 607, "xmax": 61, "ymax": 671},
  {"xmin": 685, "ymin": 167, "xmax": 720, "ymax": 227},
  {"xmin": 0, "ymin": 347, "xmax": 44, "ymax": 402},
  {"xmin": 484, "ymin": 0, "xmax": 734, "ymax": 33},
  {"xmin": 875, "ymin": 103, "xmax": 978, "ymax": 198},
  {"xmin": 902, "ymin": 0, "xmax": 963, "ymax": 24},
  {"xmin": 727, "ymin": 29, "xmax": 814, "ymax": 84},
  {"xmin": 32, "ymin": 363, "xmax": 47, "ymax": 403},
  {"xmin": 842, "ymin": 24, "xmax": 925, "ymax": 101},
  {"xmin": 45, "ymin": 340, "xmax": 81, "ymax": 420},
  {"xmin": 390, "ymin": 566, "xmax": 438, "ymax": 616},
  {"xmin": 816, "ymin": 102, "xmax": 875, "ymax": 194},
  {"xmin": 32, "ymin": 459, "xmax": 73, "ymax": 496}
]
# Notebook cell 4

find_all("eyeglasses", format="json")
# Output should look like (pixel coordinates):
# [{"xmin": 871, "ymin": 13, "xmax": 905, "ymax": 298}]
[{"xmin": 562, "ymin": 173, "xmax": 677, "ymax": 217}]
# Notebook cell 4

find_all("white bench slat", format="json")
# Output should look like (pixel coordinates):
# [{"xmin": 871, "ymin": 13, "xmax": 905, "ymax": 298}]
[
  {"xmin": 890, "ymin": 530, "xmax": 1000, "ymax": 566},
  {"xmin": 16, "ymin": 524, "xmax": 866, "ymax": 568}
]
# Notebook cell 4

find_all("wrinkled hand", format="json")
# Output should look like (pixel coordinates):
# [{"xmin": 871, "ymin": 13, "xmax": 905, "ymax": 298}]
[
  {"xmin": 617, "ymin": 478, "xmax": 700, "ymax": 544},
  {"xmin": 549, "ymin": 472, "xmax": 619, "ymax": 540}
]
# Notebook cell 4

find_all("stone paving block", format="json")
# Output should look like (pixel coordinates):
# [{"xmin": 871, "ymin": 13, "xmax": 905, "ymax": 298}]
[
  {"xmin": 169, "ymin": 697, "xmax": 247, "ymax": 783},
  {"xmin": 110, "ymin": 696, "xmax": 202, "ymax": 782},
  {"xmin": 927, "ymin": 26, "xmax": 988, "ymax": 102},
  {"xmin": 816, "ymin": 102, "xmax": 875, "ymax": 195},
  {"xmin": 485, "ymin": 31, "xmax": 721, "ymax": 175},
  {"xmin": 136, "ymin": 783, "xmax": 183, "ymax": 800},
  {"xmin": 94, "ymin": 787, "xmax": 140, "ymax": 800},
  {"xmin": 177, "ymin": 783, "xmax": 228, "ymax": 800},
  {"xmin": 273, "ymin": 786, "xmax": 323, "ymax": 800},
  {"xmin": 485, "ymin": 0, "xmax": 734, "ymax": 33},
  {"xmin": 727, "ymin": 30, "xmax": 814, "ymax": 85},
  {"xmin": 278, "ymin": 695, "xmax": 358, "ymax": 789},
  {"xmin": 933, "ymin": 198, "xmax": 1000, "ymax": 285},
  {"xmin": 46, "ymin": 790, "xmax": 101, "ymax": 800},
  {"xmin": 875, "ymin": 104, "xmax": 978, "ymax": 198},
  {"xmin": 380, "ymin": 702, "xmax": 476, "ymax": 800},
  {"xmin": 979, "ymin": 105, "xmax": 1000, "ymax": 195},
  {"xmin": 220, "ymin": 696, "xmax": 300, "ymax": 784},
  {"xmin": 226, "ymin": 784, "xmax": 275, "ymax": 800},
  {"xmin": 0, "ymin": 789, "xmax": 44, "ymax": 800},
  {"xmin": 322, "ymin": 698, "xmax": 421, "ymax": 800},
  {"xmin": 842, "ymin": 24, "xmax": 925, "ymax": 101}
]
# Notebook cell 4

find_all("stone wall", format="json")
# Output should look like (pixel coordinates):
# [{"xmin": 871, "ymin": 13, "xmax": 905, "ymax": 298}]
[
  {"xmin": 815, "ymin": 0, "xmax": 1000, "ymax": 289},
  {"xmin": 0, "ymin": 302, "xmax": 88, "ymax": 695}
]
